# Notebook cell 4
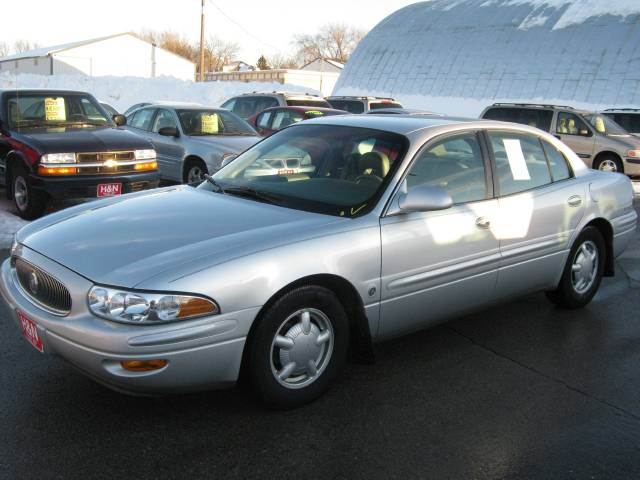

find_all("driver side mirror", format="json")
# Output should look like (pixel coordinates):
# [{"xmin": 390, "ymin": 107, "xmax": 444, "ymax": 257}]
[
  {"xmin": 113, "ymin": 114, "xmax": 126, "ymax": 126},
  {"xmin": 398, "ymin": 185, "xmax": 453, "ymax": 212},
  {"xmin": 579, "ymin": 128, "xmax": 590, "ymax": 136},
  {"xmin": 158, "ymin": 126, "xmax": 179, "ymax": 137}
]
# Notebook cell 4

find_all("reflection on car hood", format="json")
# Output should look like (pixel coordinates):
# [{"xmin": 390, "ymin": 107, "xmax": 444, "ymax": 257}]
[
  {"xmin": 12, "ymin": 126, "xmax": 151, "ymax": 153},
  {"xmin": 17, "ymin": 186, "xmax": 342, "ymax": 287},
  {"xmin": 187, "ymin": 135, "xmax": 260, "ymax": 152}
]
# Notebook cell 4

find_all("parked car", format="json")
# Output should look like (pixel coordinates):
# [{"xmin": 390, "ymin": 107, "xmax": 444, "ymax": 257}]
[
  {"xmin": 365, "ymin": 108, "xmax": 442, "ymax": 116},
  {"xmin": 326, "ymin": 96, "xmax": 403, "ymax": 114},
  {"xmin": 99, "ymin": 101, "xmax": 119, "ymax": 117},
  {"xmin": 247, "ymin": 106, "xmax": 348, "ymax": 136},
  {"xmin": 602, "ymin": 109, "xmax": 640, "ymax": 136},
  {"xmin": 480, "ymin": 103, "xmax": 640, "ymax": 175},
  {"xmin": 0, "ymin": 89, "xmax": 160, "ymax": 219},
  {"xmin": 124, "ymin": 104, "xmax": 260, "ymax": 183},
  {"xmin": 1, "ymin": 115, "xmax": 636, "ymax": 408},
  {"xmin": 220, "ymin": 92, "xmax": 332, "ymax": 119}
]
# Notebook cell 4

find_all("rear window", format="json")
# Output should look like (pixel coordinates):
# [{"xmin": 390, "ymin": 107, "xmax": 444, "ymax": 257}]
[
  {"xmin": 227, "ymin": 96, "xmax": 279, "ymax": 119},
  {"xmin": 327, "ymin": 99, "xmax": 365, "ymax": 114},
  {"xmin": 369, "ymin": 102, "xmax": 403, "ymax": 110},
  {"xmin": 482, "ymin": 107, "xmax": 553, "ymax": 132},
  {"xmin": 286, "ymin": 99, "xmax": 332, "ymax": 108}
]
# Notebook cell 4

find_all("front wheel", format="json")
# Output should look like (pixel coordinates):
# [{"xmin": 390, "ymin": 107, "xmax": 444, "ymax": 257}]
[
  {"xmin": 12, "ymin": 165, "xmax": 47, "ymax": 219},
  {"xmin": 594, "ymin": 156, "xmax": 623, "ymax": 174},
  {"xmin": 183, "ymin": 158, "xmax": 207, "ymax": 184},
  {"xmin": 247, "ymin": 286, "xmax": 349, "ymax": 408},
  {"xmin": 546, "ymin": 226, "xmax": 605, "ymax": 309}
]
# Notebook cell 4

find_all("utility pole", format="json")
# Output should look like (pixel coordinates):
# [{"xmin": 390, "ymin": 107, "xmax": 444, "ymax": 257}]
[{"xmin": 199, "ymin": 0, "xmax": 205, "ymax": 81}]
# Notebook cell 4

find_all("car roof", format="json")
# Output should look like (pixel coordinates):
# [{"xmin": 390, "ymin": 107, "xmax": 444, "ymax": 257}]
[
  {"xmin": 603, "ymin": 108, "xmax": 640, "ymax": 113},
  {"xmin": 486, "ymin": 103, "xmax": 594, "ymax": 115},
  {"xmin": 326, "ymin": 96, "xmax": 397, "ymax": 101},
  {"xmin": 0, "ymin": 88, "xmax": 91, "ymax": 96},
  {"xmin": 301, "ymin": 114, "xmax": 480, "ymax": 135},
  {"xmin": 235, "ymin": 91, "xmax": 323, "ymax": 98},
  {"xmin": 258, "ymin": 106, "xmax": 346, "ymax": 114}
]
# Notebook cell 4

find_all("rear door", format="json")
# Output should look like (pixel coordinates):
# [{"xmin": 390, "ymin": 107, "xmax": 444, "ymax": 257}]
[
  {"xmin": 486, "ymin": 130, "xmax": 585, "ymax": 298},
  {"xmin": 554, "ymin": 111, "xmax": 596, "ymax": 166},
  {"xmin": 379, "ymin": 131, "xmax": 500, "ymax": 339}
]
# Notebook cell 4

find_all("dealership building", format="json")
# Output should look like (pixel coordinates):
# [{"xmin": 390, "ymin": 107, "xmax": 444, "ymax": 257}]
[{"xmin": 333, "ymin": 0, "xmax": 640, "ymax": 115}]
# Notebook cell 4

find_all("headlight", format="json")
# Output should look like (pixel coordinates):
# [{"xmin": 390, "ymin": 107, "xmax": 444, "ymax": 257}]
[
  {"xmin": 135, "ymin": 149, "xmax": 156, "ymax": 160},
  {"xmin": 41, "ymin": 153, "xmax": 76, "ymax": 164},
  {"xmin": 88, "ymin": 286, "xmax": 218, "ymax": 324}
]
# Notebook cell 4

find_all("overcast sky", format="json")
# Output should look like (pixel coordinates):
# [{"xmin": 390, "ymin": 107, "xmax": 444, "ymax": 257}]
[{"xmin": 4, "ymin": 0, "xmax": 420, "ymax": 62}]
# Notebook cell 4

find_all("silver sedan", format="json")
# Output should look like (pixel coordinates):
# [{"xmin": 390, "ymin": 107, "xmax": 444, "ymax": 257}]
[
  {"xmin": 124, "ymin": 105, "xmax": 261, "ymax": 183},
  {"xmin": 1, "ymin": 115, "xmax": 637, "ymax": 408}
]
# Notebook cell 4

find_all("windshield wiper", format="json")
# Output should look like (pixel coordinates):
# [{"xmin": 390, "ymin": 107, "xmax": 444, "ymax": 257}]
[
  {"xmin": 203, "ymin": 174, "xmax": 225, "ymax": 193},
  {"xmin": 223, "ymin": 186, "xmax": 282, "ymax": 205}
]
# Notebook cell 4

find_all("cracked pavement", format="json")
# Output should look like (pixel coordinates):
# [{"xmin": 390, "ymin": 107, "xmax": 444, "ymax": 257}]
[{"xmin": 0, "ymin": 201, "xmax": 638, "ymax": 479}]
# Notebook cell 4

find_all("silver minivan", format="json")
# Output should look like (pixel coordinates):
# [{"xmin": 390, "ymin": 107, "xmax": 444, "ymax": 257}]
[{"xmin": 481, "ymin": 103, "xmax": 640, "ymax": 176}]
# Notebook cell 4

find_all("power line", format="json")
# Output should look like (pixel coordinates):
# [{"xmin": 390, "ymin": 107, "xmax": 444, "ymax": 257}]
[{"xmin": 206, "ymin": 0, "xmax": 283, "ymax": 53}]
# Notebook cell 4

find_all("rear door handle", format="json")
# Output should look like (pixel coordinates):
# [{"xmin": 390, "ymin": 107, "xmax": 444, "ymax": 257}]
[
  {"xmin": 568, "ymin": 195, "xmax": 582, "ymax": 207},
  {"xmin": 476, "ymin": 217, "xmax": 491, "ymax": 229}
]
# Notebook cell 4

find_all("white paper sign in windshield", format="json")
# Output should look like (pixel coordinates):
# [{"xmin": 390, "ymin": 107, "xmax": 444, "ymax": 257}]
[
  {"xmin": 503, "ymin": 139, "xmax": 531, "ymax": 181},
  {"xmin": 201, "ymin": 113, "xmax": 219, "ymax": 134},
  {"xmin": 44, "ymin": 97, "xmax": 66, "ymax": 121}
]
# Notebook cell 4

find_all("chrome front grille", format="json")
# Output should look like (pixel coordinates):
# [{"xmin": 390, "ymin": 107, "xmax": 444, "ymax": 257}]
[
  {"xmin": 14, "ymin": 258, "xmax": 72, "ymax": 315},
  {"xmin": 77, "ymin": 151, "xmax": 135, "ymax": 164},
  {"xmin": 75, "ymin": 151, "xmax": 139, "ymax": 175}
]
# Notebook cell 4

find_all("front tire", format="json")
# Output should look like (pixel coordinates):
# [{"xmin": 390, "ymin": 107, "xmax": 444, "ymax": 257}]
[
  {"xmin": 12, "ymin": 165, "xmax": 47, "ymax": 220},
  {"xmin": 183, "ymin": 158, "xmax": 207, "ymax": 185},
  {"xmin": 247, "ymin": 286, "xmax": 349, "ymax": 408},
  {"xmin": 594, "ymin": 155, "xmax": 623, "ymax": 174},
  {"xmin": 546, "ymin": 226, "xmax": 605, "ymax": 309}
]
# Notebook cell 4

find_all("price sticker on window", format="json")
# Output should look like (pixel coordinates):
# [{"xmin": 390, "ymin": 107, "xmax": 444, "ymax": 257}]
[
  {"xmin": 201, "ymin": 113, "xmax": 219, "ymax": 134},
  {"xmin": 44, "ymin": 97, "xmax": 66, "ymax": 121}
]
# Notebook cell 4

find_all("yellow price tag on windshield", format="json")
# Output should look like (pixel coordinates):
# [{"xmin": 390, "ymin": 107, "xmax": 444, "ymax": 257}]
[
  {"xmin": 201, "ymin": 113, "xmax": 219, "ymax": 134},
  {"xmin": 45, "ymin": 97, "xmax": 66, "ymax": 121}
]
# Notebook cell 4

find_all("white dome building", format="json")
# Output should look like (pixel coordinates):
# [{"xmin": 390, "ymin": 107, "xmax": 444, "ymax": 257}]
[{"xmin": 333, "ymin": 0, "xmax": 640, "ymax": 116}]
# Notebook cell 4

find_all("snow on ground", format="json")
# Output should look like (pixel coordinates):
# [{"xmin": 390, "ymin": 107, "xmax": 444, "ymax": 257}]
[{"xmin": 0, "ymin": 73, "xmax": 319, "ymax": 113}]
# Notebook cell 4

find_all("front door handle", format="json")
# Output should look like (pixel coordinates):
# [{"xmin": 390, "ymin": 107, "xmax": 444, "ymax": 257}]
[
  {"xmin": 568, "ymin": 195, "xmax": 582, "ymax": 207},
  {"xmin": 476, "ymin": 217, "xmax": 491, "ymax": 229}
]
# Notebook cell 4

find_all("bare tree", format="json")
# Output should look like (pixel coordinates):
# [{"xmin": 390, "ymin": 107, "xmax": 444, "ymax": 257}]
[
  {"xmin": 0, "ymin": 41, "xmax": 9, "ymax": 58},
  {"xmin": 267, "ymin": 53, "xmax": 299, "ymax": 70},
  {"xmin": 293, "ymin": 23, "xmax": 366, "ymax": 65},
  {"xmin": 204, "ymin": 36, "xmax": 240, "ymax": 72},
  {"xmin": 137, "ymin": 29, "xmax": 196, "ymax": 62},
  {"xmin": 13, "ymin": 39, "xmax": 40, "ymax": 54}
]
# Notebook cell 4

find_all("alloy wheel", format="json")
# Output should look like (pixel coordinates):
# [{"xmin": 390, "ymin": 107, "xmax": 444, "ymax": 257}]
[
  {"xmin": 571, "ymin": 240, "xmax": 598, "ymax": 294},
  {"xmin": 14, "ymin": 176, "xmax": 28, "ymax": 211},
  {"xmin": 598, "ymin": 159, "xmax": 618, "ymax": 172},
  {"xmin": 187, "ymin": 165, "xmax": 204, "ymax": 183}
]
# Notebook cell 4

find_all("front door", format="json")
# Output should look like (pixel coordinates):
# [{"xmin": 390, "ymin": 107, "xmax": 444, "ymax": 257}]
[
  {"xmin": 149, "ymin": 108, "xmax": 184, "ymax": 182},
  {"xmin": 555, "ymin": 111, "xmax": 596, "ymax": 167},
  {"xmin": 379, "ymin": 131, "xmax": 500, "ymax": 339}
]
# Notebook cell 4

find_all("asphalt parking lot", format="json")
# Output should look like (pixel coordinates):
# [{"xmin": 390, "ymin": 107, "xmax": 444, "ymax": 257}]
[{"xmin": 0, "ymin": 195, "xmax": 639, "ymax": 479}]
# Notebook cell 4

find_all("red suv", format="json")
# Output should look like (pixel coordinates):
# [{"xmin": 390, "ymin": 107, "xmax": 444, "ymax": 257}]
[{"xmin": 247, "ymin": 106, "xmax": 348, "ymax": 137}]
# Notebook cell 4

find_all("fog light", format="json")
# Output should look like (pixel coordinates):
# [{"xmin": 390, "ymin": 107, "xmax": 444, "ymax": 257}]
[{"xmin": 121, "ymin": 359, "xmax": 168, "ymax": 372}]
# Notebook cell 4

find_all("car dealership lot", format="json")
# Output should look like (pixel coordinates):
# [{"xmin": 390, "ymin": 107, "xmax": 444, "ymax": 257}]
[{"xmin": 0, "ymin": 199, "xmax": 638, "ymax": 479}]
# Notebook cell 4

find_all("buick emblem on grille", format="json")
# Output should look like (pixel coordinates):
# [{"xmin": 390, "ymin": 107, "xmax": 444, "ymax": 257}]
[{"xmin": 28, "ymin": 271, "xmax": 39, "ymax": 295}]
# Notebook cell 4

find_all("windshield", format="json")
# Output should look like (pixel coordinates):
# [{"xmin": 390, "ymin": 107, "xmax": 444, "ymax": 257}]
[
  {"xmin": 585, "ymin": 114, "xmax": 629, "ymax": 136},
  {"xmin": 326, "ymin": 100, "xmax": 364, "ymax": 114},
  {"xmin": 7, "ymin": 93, "xmax": 113, "ymax": 129},
  {"xmin": 176, "ymin": 109, "xmax": 257, "ymax": 136},
  {"xmin": 202, "ymin": 124, "xmax": 408, "ymax": 217}
]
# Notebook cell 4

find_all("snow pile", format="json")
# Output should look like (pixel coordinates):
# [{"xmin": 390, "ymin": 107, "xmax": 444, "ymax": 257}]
[{"xmin": 0, "ymin": 73, "xmax": 319, "ymax": 112}]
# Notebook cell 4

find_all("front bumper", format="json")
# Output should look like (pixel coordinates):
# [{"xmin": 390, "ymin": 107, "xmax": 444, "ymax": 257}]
[
  {"xmin": 30, "ymin": 171, "xmax": 160, "ymax": 200},
  {"xmin": 0, "ymin": 247, "xmax": 260, "ymax": 395},
  {"xmin": 623, "ymin": 158, "xmax": 640, "ymax": 177}
]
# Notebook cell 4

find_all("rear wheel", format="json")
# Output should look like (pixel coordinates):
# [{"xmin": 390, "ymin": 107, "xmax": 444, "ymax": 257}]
[
  {"xmin": 183, "ymin": 158, "xmax": 207, "ymax": 184},
  {"xmin": 12, "ymin": 165, "xmax": 47, "ymax": 219},
  {"xmin": 546, "ymin": 226, "xmax": 605, "ymax": 309},
  {"xmin": 594, "ymin": 155, "xmax": 623, "ymax": 174},
  {"xmin": 247, "ymin": 286, "xmax": 349, "ymax": 408}
]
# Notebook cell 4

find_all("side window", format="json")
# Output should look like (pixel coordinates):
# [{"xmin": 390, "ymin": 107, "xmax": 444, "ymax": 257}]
[
  {"xmin": 129, "ymin": 108, "xmax": 156, "ymax": 131},
  {"xmin": 407, "ymin": 133, "xmax": 487, "ymax": 204},
  {"xmin": 152, "ymin": 109, "xmax": 177, "ymax": 133},
  {"xmin": 80, "ymin": 98, "xmax": 102, "ymax": 118},
  {"xmin": 556, "ymin": 112, "xmax": 591, "ymax": 137},
  {"xmin": 489, "ymin": 131, "xmax": 552, "ymax": 196},
  {"xmin": 256, "ymin": 111, "xmax": 272, "ymax": 129},
  {"xmin": 541, "ymin": 140, "xmax": 572, "ymax": 182}
]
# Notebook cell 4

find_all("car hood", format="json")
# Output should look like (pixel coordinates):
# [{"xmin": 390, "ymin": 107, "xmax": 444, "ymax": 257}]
[
  {"xmin": 13, "ymin": 126, "xmax": 151, "ymax": 154},
  {"xmin": 18, "ymin": 186, "xmax": 343, "ymax": 287},
  {"xmin": 187, "ymin": 135, "xmax": 260, "ymax": 153},
  {"xmin": 606, "ymin": 134, "xmax": 640, "ymax": 148}
]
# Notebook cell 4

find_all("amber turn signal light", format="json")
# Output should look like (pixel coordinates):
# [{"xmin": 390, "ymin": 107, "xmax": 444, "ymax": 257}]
[
  {"xmin": 134, "ymin": 161, "xmax": 158, "ymax": 171},
  {"xmin": 38, "ymin": 165, "xmax": 77, "ymax": 176},
  {"xmin": 176, "ymin": 297, "xmax": 218, "ymax": 318},
  {"xmin": 121, "ymin": 359, "xmax": 168, "ymax": 372}
]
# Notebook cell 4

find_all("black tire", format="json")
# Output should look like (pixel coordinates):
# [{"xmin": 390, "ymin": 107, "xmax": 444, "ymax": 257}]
[
  {"xmin": 546, "ymin": 226, "xmax": 605, "ymax": 309},
  {"xmin": 12, "ymin": 164, "xmax": 47, "ymax": 220},
  {"xmin": 593, "ymin": 155, "xmax": 623, "ymax": 174},
  {"xmin": 247, "ymin": 285, "xmax": 349, "ymax": 408},
  {"xmin": 183, "ymin": 158, "xmax": 207, "ymax": 185}
]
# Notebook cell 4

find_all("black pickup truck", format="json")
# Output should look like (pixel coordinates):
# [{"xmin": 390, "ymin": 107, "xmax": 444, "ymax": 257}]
[{"xmin": 0, "ymin": 89, "xmax": 160, "ymax": 219}]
